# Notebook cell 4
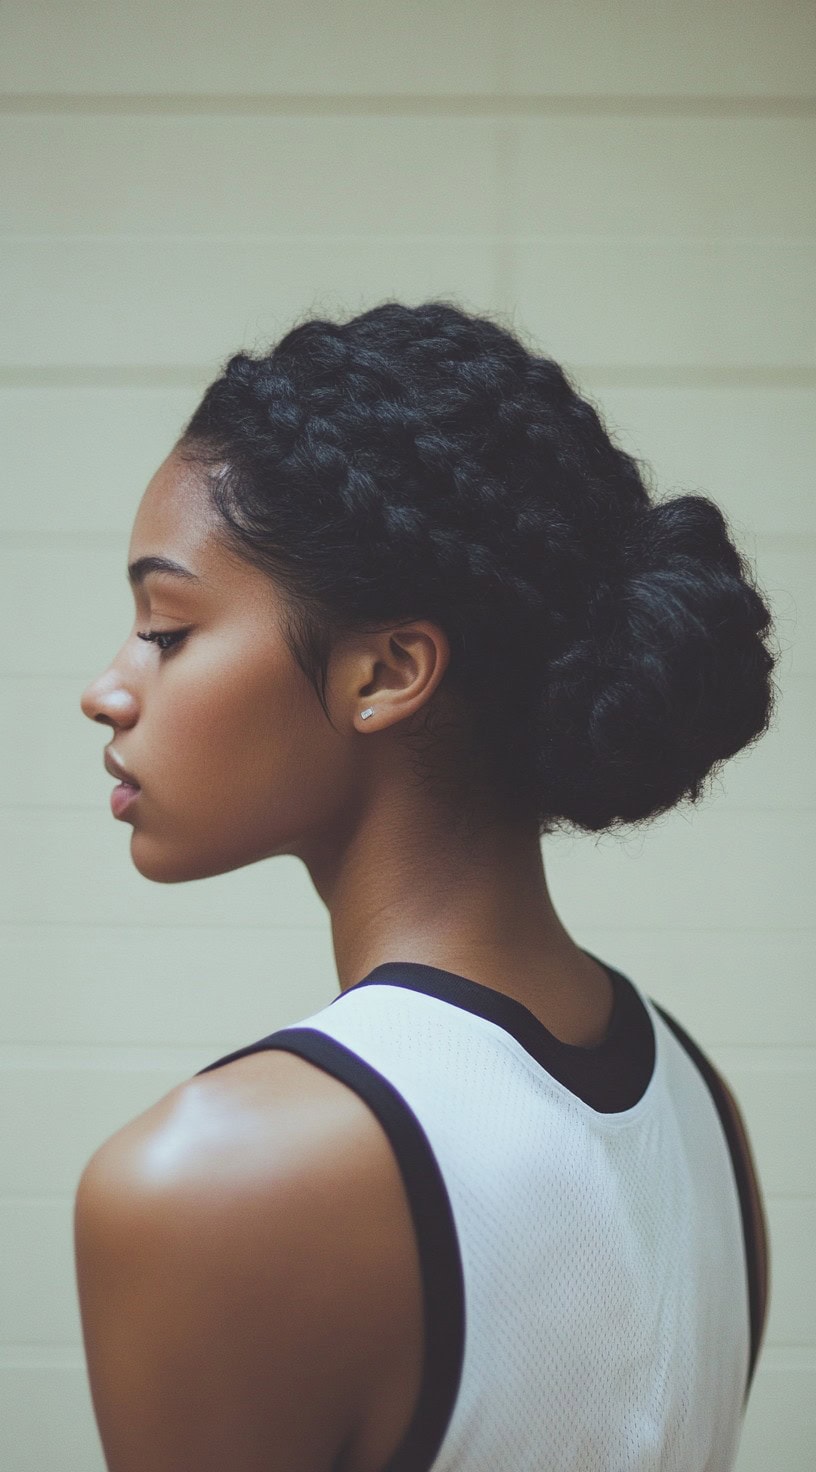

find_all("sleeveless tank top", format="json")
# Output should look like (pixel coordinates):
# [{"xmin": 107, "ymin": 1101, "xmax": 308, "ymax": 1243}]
[{"xmin": 196, "ymin": 950, "xmax": 763, "ymax": 1472}]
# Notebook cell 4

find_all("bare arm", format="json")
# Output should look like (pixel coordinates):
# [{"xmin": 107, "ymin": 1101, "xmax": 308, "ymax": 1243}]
[{"xmin": 73, "ymin": 1054, "xmax": 419, "ymax": 1472}]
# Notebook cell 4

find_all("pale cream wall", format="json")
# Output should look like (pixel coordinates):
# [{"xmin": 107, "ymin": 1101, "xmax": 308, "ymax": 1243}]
[{"xmin": 1, "ymin": 3, "xmax": 814, "ymax": 1468}]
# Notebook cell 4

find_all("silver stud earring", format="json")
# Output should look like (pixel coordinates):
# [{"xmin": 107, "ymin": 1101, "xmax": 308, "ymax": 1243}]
[{"xmin": 360, "ymin": 707, "xmax": 375, "ymax": 721}]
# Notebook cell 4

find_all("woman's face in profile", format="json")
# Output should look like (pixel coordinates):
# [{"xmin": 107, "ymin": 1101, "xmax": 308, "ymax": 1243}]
[{"xmin": 80, "ymin": 448, "xmax": 361, "ymax": 884}]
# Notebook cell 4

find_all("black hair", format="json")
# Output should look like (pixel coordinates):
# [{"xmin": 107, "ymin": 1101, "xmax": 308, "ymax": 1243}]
[{"xmin": 179, "ymin": 299, "xmax": 780, "ymax": 839}]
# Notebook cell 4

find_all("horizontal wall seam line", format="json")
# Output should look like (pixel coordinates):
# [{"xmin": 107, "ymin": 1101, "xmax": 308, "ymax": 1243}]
[
  {"xmin": 1, "ymin": 921, "xmax": 812, "ymax": 933},
  {"xmin": 9, "ymin": 532, "xmax": 816, "ymax": 549},
  {"xmin": 2, "ymin": 368, "xmax": 815, "ymax": 389},
  {"xmin": 0, "ymin": 1194, "xmax": 79, "ymax": 1202},
  {"xmin": 13, "ymin": 533, "xmax": 810, "ymax": 549},
  {"xmin": 3, "ymin": 802, "xmax": 816, "ymax": 815},
  {"xmin": 3, "ymin": 231, "xmax": 814, "ymax": 241},
  {"xmin": 2, "ymin": 1190, "xmax": 814, "ymax": 1202},
  {"xmin": 1, "ymin": 1347, "xmax": 802, "ymax": 1358},
  {"xmin": 2, "ymin": 1047, "xmax": 815, "ymax": 1059},
  {"xmin": 0, "ymin": 93, "xmax": 814, "ymax": 118},
  {"xmin": 1, "ymin": 922, "xmax": 815, "ymax": 931}
]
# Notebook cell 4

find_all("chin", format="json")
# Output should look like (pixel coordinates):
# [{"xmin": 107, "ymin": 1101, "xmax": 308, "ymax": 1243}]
[{"xmin": 128, "ymin": 833, "xmax": 230, "ymax": 885}]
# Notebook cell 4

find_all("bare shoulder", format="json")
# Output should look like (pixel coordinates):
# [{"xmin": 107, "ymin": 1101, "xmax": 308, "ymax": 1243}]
[
  {"xmin": 75, "ymin": 1048, "xmax": 424, "ymax": 1472},
  {"xmin": 86, "ymin": 1044, "xmax": 374, "ymax": 1159},
  {"xmin": 79, "ymin": 1045, "xmax": 405, "ymax": 1220}
]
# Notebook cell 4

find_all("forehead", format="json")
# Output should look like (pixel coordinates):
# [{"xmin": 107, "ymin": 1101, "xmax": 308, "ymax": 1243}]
[
  {"xmin": 130, "ymin": 450, "xmax": 216, "ymax": 555},
  {"xmin": 128, "ymin": 450, "xmax": 243, "ymax": 600},
  {"xmin": 127, "ymin": 449, "xmax": 281, "ymax": 615}
]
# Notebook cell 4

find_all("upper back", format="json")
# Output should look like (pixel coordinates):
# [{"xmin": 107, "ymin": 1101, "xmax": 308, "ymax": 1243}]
[{"xmin": 196, "ymin": 952, "xmax": 766, "ymax": 1472}]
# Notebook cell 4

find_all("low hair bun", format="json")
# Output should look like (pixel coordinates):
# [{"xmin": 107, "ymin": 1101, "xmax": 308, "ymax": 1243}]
[{"xmin": 522, "ymin": 493, "xmax": 780, "ymax": 834}]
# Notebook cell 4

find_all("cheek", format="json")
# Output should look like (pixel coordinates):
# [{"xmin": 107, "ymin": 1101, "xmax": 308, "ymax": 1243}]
[{"xmin": 162, "ymin": 647, "xmax": 335, "ymax": 814}]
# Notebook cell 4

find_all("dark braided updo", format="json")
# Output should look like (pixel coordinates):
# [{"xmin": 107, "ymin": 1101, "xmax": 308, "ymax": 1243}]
[{"xmin": 179, "ymin": 300, "xmax": 779, "ymax": 837}]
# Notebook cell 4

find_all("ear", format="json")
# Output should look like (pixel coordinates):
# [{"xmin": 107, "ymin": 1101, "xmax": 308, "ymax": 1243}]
[{"xmin": 349, "ymin": 620, "xmax": 452, "ymax": 733}]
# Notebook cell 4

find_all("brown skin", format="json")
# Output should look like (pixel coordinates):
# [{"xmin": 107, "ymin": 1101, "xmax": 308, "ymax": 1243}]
[
  {"xmin": 78, "ymin": 447, "xmax": 611, "ymax": 1026},
  {"xmin": 76, "ymin": 447, "xmax": 767, "ymax": 1470}
]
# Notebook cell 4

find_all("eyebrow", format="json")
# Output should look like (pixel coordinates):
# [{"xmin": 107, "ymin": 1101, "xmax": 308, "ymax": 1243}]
[{"xmin": 127, "ymin": 555, "xmax": 201, "ymax": 587}]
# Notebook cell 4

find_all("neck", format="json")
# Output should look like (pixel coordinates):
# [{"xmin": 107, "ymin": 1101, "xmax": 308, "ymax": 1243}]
[{"xmin": 298, "ymin": 789, "xmax": 583, "ymax": 999}]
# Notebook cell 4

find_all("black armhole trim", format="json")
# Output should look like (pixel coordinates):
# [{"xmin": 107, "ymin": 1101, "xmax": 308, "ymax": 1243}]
[
  {"xmin": 650, "ymin": 1001, "xmax": 761, "ymax": 1408},
  {"xmin": 198, "ymin": 1026, "xmax": 465, "ymax": 1472}
]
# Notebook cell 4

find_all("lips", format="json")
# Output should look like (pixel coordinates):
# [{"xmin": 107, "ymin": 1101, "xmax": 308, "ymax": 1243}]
[{"xmin": 104, "ymin": 749, "xmax": 141, "ymax": 789}]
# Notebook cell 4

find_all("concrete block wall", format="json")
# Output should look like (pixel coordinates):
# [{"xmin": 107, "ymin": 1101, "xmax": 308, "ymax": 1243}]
[{"xmin": 1, "ymin": 3, "xmax": 814, "ymax": 1466}]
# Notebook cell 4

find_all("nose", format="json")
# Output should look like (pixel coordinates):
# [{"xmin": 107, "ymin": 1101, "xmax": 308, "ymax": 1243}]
[{"xmin": 80, "ymin": 666, "xmax": 138, "ymax": 729}]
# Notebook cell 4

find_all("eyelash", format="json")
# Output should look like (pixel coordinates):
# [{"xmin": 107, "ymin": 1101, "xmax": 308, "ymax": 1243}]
[{"xmin": 136, "ymin": 629, "xmax": 189, "ymax": 655}]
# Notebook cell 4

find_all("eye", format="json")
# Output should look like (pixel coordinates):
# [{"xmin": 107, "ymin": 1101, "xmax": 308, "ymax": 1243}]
[{"xmin": 136, "ymin": 628, "xmax": 189, "ymax": 656}]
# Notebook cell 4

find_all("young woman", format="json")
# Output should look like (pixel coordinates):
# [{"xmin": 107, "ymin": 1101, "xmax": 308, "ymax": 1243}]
[{"xmin": 76, "ymin": 301, "xmax": 774, "ymax": 1472}]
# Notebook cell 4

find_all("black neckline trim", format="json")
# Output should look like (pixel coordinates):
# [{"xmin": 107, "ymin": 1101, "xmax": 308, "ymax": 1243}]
[{"xmin": 336, "ymin": 948, "xmax": 656, "ymax": 1114}]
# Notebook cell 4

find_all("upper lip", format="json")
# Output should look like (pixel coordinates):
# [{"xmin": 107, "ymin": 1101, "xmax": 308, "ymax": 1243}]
[{"xmin": 104, "ymin": 749, "xmax": 141, "ymax": 788}]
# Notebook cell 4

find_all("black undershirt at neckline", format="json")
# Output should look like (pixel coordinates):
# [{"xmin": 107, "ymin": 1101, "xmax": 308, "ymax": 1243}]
[{"xmin": 335, "ymin": 948, "xmax": 657, "ymax": 1115}]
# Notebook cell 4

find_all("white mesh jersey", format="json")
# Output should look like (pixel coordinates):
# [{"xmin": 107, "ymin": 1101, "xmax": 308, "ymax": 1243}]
[{"xmin": 197, "ymin": 951, "xmax": 763, "ymax": 1472}]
